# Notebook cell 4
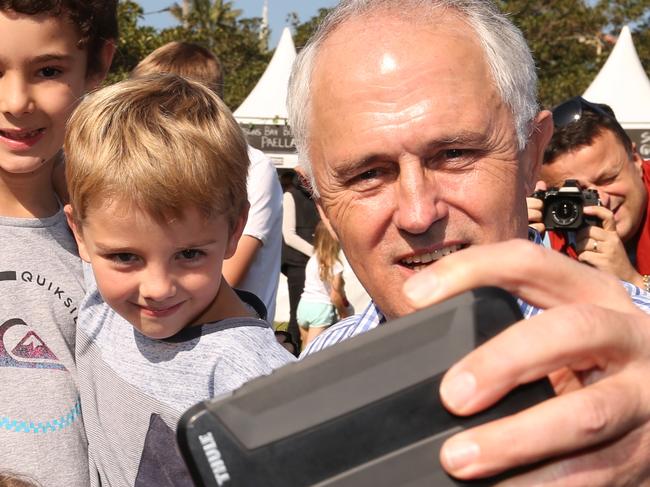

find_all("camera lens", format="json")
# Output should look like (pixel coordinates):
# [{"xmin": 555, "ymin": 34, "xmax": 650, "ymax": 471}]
[{"xmin": 549, "ymin": 199, "xmax": 579, "ymax": 227}]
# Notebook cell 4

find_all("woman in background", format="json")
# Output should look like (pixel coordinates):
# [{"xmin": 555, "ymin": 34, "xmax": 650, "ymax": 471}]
[{"xmin": 297, "ymin": 222, "xmax": 354, "ymax": 347}]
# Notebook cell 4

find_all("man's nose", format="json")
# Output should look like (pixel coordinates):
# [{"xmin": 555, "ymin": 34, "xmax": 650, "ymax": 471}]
[
  {"xmin": 140, "ymin": 265, "xmax": 177, "ymax": 302},
  {"xmin": 393, "ymin": 163, "xmax": 448, "ymax": 234},
  {"xmin": 0, "ymin": 74, "xmax": 35, "ymax": 117}
]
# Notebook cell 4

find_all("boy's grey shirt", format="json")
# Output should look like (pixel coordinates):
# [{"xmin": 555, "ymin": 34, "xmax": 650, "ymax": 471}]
[
  {"xmin": 78, "ymin": 264, "xmax": 295, "ymax": 487},
  {"xmin": 0, "ymin": 209, "xmax": 88, "ymax": 487}
]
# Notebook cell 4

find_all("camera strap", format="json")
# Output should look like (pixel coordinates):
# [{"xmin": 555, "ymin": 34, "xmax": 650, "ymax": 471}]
[{"xmin": 548, "ymin": 230, "xmax": 579, "ymax": 260}]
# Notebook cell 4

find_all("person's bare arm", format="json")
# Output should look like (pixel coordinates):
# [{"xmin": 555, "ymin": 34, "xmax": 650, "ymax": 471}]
[
  {"xmin": 282, "ymin": 192, "xmax": 314, "ymax": 256},
  {"xmin": 330, "ymin": 272, "xmax": 352, "ymax": 319},
  {"xmin": 222, "ymin": 235, "xmax": 262, "ymax": 287},
  {"xmin": 403, "ymin": 240, "xmax": 650, "ymax": 486}
]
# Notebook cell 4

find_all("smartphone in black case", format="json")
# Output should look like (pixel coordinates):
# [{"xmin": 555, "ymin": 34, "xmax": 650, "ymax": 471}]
[{"xmin": 177, "ymin": 287, "xmax": 554, "ymax": 486}]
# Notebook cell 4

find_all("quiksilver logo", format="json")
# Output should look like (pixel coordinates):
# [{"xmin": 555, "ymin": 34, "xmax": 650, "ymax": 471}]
[{"xmin": 198, "ymin": 432, "xmax": 231, "ymax": 485}]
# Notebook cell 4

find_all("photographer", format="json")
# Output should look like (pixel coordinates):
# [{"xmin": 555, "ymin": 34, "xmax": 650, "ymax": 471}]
[{"xmin": 528, "ymin": 96, "xmax": 650, "ymax": 290}]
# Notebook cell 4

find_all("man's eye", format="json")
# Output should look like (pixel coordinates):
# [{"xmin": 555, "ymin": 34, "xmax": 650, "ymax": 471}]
[
  {"xmin": 179, "ymin": 249, "xmax": 205, "ymax": 260},
  {"xmin": 38, "ymin": 67, "xmax": 62, "ymax": 78},
  {"xmin": 428, "ymin": 148, "xmax": 478, "ymax": 172},
  {"xmin": 357, "ymin": 169, "xmax": 380, "ymax": 181},
  {"xmin": 597, "ymin": 175, "xmax": 617, "ymax": 186},
  {"xmin": 445, "ymin": 148, "xmax": 465, "ymax": 159}
]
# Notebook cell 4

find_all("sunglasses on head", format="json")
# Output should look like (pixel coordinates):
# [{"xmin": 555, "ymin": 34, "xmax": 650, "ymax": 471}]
[{"xmin": 551, "ymin": 96, "xmax": 620, "ymax": 129}]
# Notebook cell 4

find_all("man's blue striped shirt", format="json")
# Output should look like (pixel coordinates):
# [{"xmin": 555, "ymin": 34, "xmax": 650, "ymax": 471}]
[{"xmin": 301, "ymin": 232, "xmax": 650, "ymax": 357}]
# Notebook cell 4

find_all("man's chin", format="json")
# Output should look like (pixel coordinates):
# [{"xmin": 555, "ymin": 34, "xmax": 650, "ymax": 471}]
[{"xmin": 374, "ymin": 296, "xmax": 418, "ymax": 321}]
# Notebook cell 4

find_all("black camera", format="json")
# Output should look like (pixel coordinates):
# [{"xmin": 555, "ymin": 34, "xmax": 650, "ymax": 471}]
[
  {"xmin": 177, "ymin": 288, "xmax": 554, "ymax": 487},
  {"xmin": 532, "ymin": 179, "xmax": 600, "ymax": 230}
]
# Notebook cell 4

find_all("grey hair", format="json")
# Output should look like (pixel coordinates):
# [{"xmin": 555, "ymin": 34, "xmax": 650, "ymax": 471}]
[{"xmin": 287, "ymin": 0, "xmax": 539, "ymax": 195}]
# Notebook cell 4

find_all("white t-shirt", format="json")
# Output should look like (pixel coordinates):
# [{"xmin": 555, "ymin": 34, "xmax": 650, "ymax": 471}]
[
  {"xmin": 300, "ymin": 254, "xmax": 344, "ymax": 304},
  {"xmin": 236, "ymin": 147, "xmax": 283, "ymax": 321}
]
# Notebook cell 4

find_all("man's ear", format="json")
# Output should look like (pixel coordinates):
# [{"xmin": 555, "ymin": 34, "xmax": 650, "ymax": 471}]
[
  {"xmin": 85, "ymin": 39, "xmax": 116, "ymax": 91},
  {"xmin": 294, "ymin": 165, "xmax": 316, "ymax": 196},
  {"xmin": 64, "ymin": 204, "xmax": 91, "ymax": 262},
  {"xmin": 631, "ymin": 142, "xmax": 644, "ymax": 176},
  {"xmin": 522, "ymin": 110, "xmax": 554, "ymax": 195},
  {"xmin": 225, "ymin": 202, "xmax": 250, "ymax": 259}
]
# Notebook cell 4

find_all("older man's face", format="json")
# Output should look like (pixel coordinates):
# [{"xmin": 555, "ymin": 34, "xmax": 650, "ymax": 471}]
[{"xmin": 307, "ymin": 12, "xmax": 550, "ymax": 319}]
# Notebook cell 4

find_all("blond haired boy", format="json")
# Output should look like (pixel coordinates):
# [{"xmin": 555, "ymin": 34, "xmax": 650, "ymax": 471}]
[
  {"xmin": 64, "ymin": 74, "xmax": 294, "ymax": 487},
  {"xmin": 0, "ymin": 1, "xmax": 115, "ymax": 485},
  {"xmin": 132, "ymin": 42, "xmax": 285, "ymax": 326}
]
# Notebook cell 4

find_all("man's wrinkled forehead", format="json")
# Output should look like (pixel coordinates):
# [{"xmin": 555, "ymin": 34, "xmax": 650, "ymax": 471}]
[
  {"xmin": 312, "ymin": 9, "xmax": 475, "ymax": 83},
  {"xmin": 309, "ymin": 12, "xmax": 494, "ymax": 124}
]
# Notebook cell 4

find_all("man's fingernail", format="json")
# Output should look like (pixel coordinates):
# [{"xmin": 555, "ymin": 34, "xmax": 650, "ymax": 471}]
[
  {"xmin": 442, "ymin": 439, "xmax": 480, "ymax": 471},
  {"xmin": 403, "ymin": 272, "xmax": 438, "ymax": 303},
  {"xmin": 440, "ymin": 371, "xmax": 476, "ymax": 411}
]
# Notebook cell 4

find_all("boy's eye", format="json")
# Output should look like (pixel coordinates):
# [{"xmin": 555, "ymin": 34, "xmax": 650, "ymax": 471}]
[
  {"xmin": 38, "ymin": 67, "xmax": 62, "ymax": 78},
  {"xmin": 178, "ymin": 249, "xmax": 205, "ymax": 260},
  {"xmin": 109, "ymin": 253, "xmax": 138, "ymax": 264}
]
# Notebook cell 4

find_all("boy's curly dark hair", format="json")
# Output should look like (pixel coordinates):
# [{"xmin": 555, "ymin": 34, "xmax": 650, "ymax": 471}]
[{"xmin": 0, "ymin": 0, "xmax": 118, "ymax": 74}]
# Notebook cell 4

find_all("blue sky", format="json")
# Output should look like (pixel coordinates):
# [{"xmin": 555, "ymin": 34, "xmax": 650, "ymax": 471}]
[{"xmin": 136, "ymin": 0, "xmax": 338, "ymax": 47}]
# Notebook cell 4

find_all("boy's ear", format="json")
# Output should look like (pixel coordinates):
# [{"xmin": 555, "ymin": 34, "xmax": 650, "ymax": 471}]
[
  {"xmin": 64, "ymin": 204, "xmax": 90, "ymax": 262},
  {"xmin": 225, "ymin": 202, "xmax": 250, "ymax": 259},
  {"xmin": 85, "ymin": 40, "xmax": 116, "ymax": 91}
]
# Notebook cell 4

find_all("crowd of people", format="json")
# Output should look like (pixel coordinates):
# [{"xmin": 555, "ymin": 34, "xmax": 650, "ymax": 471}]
[{"xmin": 2, "ymin": 0, "xmax": 650, "ymax": 486}]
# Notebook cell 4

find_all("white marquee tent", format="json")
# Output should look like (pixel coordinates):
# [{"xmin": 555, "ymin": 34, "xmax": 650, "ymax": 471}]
[
  {"xmin": 234, "ymin": 27, "xmax": 298, "ymax": 168},
  {"xmin": 583, "ymin": 26, "xmax": 650, "ymax": 157}
]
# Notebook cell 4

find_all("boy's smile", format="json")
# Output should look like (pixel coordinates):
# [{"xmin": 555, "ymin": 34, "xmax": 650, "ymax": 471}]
[
  {"xmin": 0, "ymin": 128, "xmax": 45, "ymax": 150},
  {"xmin": 68, "ymin": 202, "xmax": 244, "ymax": 339},
  {"xmin": 0, "ymin": 11, "xmax": 100, "ymax": 175}
]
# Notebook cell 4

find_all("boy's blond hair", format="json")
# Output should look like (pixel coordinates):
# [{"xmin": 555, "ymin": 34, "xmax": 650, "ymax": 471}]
[
  {"xmin": 65, "ymin": 74, "xmax": 248, "ymax": 227},
  {"xmin": 131, "ymin": 42, "xmax": 224, "ymax": 99}
]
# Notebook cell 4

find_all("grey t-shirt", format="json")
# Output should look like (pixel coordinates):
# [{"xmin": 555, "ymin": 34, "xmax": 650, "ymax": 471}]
[
  {"xmin": 0, "ymin": 209, "xmax": 88, "ymax": 486},
  {"xmin": 78, "ymin": 267, "xmax": 295, "ymax": 486}
]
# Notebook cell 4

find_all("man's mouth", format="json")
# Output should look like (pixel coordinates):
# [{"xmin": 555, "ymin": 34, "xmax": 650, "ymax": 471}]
[{"xmin": 400, "ymin": 244, "xmax": 463, "ymax": 271}]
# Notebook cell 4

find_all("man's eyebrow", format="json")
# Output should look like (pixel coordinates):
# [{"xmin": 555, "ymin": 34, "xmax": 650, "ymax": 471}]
[
  {"xmin": 594, "ymin": 158, "xmax": 625, "ymax": 180},
  {"xmin": 334, "ymin": 154, "xmax": 387, "ymax": 179},
  {"xmin": 332, "ymin": 130, "xmax": 493, "ymax": 179},
  {"xmin": 432, "ymin": 130, "xmax": 492, "ymax": 146}
]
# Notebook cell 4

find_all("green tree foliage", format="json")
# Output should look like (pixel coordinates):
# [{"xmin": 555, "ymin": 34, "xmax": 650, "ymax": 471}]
[
  {"xmin": 109, "ymin": 0, "xmax": 269, "ymax": 110},
  {"xmin": 288, "ymin": 8, "xmax": 332, "ymax": 51},
  {"xmin": 108, "ymin": 0, "xmax": 163, "ymax": 85},
  {"xmin": 169, "ymin": 0, "xmax": 242, "ymax": 33},
  {"xmin": 110, "ymin": 1, "xmax": 650, "ymax": 111},
  {"xmin": 287, "ymin": 2, "xmax": 650, "ymax": 107},
  {"xmin": 499, "ymin": 0, "xmax": 650, "ymax": 108}
]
